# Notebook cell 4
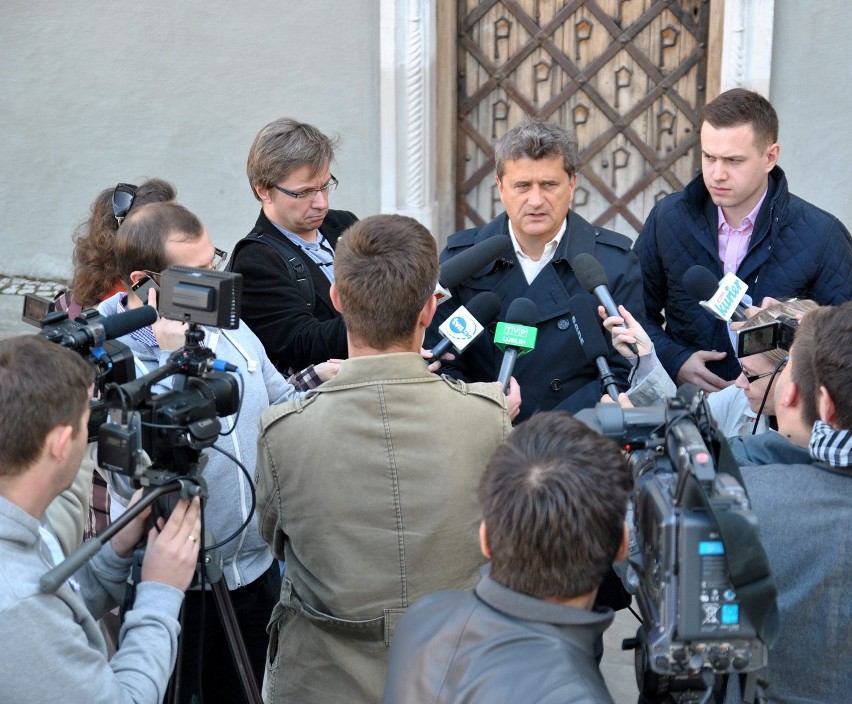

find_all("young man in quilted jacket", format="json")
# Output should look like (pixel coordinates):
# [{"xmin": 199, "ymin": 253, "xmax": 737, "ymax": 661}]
[{"xmin": 635, "ymin": 88, "xmax": 852, "ymax": 392}]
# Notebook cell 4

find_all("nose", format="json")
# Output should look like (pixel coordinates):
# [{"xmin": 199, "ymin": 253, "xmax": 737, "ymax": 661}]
[
  {"xmin": 527, "ymin": 184, "xmax": 545, "ymax": 206},
  {"xmin": 734, "ymin": 371, "xmax": 749, "ymax": 391},
  {"xmin": 712, "ymin": 160, "xmax": 726, "ymax": 181},
  {"xmin": 311, "ymin": 188, "xmax": 329, "ymax": 208}
]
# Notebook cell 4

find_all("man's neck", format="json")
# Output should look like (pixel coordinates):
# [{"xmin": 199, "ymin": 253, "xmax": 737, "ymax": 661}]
[
  {"xmin": 545, "ymin": 589, "xmax": 597, "ymax": 610},
  {"xmin": 346, "ymin": 332, "xmax": 421, "ymax": 359},
  {"xmin": 0, "ymin": 475, "xmax": 49, "ymax": 519}
]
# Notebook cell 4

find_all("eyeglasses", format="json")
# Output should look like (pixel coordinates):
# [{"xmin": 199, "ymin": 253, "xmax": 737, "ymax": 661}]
[
  {"xmin": 113, "ymin": 183, "xmax": 138, "ymax": 224},
  {"xmin": 273, "ymin": 175, "xmax": 338, "ymax": 200},
  {"xmin": 143, "ymin": 248, "xmax": 228, "ymax": 284},
  {"xmin": 741, "ymin": 357, "xmax": 787, "ymax": 384}
]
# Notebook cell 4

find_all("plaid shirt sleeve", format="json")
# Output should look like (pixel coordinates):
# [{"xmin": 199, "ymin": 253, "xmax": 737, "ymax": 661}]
[{"xmin": 287, "ymin": 364, "xmax": 322, "ymax": 392}]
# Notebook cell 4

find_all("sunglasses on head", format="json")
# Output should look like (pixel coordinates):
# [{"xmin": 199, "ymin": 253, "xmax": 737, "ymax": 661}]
[{"xmin": 112, "ymin": 183, "xmax": 138, "ymax": 224}]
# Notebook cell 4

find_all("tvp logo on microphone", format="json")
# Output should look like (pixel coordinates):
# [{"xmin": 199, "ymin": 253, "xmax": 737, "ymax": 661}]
[
  {"xmin": 438, "ymin": 306, "xmax": 484, "ymax": 352},
  {"xmin": 699, "ymin": 272, "xmax": 748, "ymax": 321},
  {"xmin": 493, "ymin": 322, "xmax": 538, "ymax": 356}
]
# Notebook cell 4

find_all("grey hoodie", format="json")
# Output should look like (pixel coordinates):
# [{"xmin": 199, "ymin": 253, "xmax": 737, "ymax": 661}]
[
  {"xmin": 99, "ymin": 293, "xmax": 303, "ymax": 589},
  {"xmin": 0, "ymin": 496, "xmax": 185, "ymax": 703}
]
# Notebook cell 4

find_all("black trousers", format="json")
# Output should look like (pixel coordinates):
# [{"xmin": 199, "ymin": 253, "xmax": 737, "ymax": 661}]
[{"xmin": 172, "ymin": 561, "xmax": 281, "ymax": 704}]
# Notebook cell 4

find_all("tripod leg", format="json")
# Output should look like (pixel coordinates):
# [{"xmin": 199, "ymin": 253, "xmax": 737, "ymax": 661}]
[{"xmin": 211, "ymin": 579, "xmax": 263, "ymax": 704}]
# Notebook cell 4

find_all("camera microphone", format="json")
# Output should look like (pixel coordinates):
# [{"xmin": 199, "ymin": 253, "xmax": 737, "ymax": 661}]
[
  {"xmin": 572, "ymin": 252, "xmax": 638, "ymax": 356},
  {"xmin": 60, "ymin": 306, "xmax": 158, "ymax": 350},
  {"xmin": 683, "ymin": 265, "xmax": 749, "ymax": 322},
  {"xmin": 435, "ymin": 236, "xmax": 512, "ymax": 304}
]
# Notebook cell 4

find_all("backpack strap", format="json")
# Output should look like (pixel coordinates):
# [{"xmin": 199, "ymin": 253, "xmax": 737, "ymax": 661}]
[{"xmin": 230, "ymin": 226, "xmax": 316, "ymax": 311}]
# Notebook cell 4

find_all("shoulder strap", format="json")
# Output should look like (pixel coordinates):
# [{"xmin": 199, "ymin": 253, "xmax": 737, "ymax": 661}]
[{"xmin": 230, "ymin": 227, "xmax": 316, "ymax": 311}]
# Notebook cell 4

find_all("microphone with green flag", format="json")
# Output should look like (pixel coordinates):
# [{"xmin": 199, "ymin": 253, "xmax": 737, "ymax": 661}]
[{"xmin": 494, "ymin": 297, "xmax": 538, "ymax": 394}]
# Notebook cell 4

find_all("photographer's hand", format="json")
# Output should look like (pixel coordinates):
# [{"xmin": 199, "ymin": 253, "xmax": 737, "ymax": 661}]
[
  {"xmin": 141, "ymin": 496, "xmax": 201, "ymax": 591},
  {"xmin": 148, "ymin": 289, "xmax": 188, "ymax": 351},
  {"xmin": 110, "ymin": 489, "xmax": 152, "ymax": 558}
]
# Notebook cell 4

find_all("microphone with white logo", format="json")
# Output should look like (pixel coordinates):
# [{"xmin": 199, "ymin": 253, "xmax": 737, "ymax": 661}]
[
  {"xmin": 494, "ymin": 298, "xmax": 538, "ymax": 394},
  {"xmin": 683, "ymin": 265, "xmax": 750, "ymax": 322},
  {"xmin": 429, "ymin": 292, "xmax": 502, "ymax": 360},
  {"xmin": 572, "ymin": 252, "xmax": 638, "ymax": 356},
  {"xmin": 568, "ymin": 294, "xmax": 620, "ymax": 402},
  {"xmin": 435, "ymin": 236, "xmax": 512, "ymax": 305}
]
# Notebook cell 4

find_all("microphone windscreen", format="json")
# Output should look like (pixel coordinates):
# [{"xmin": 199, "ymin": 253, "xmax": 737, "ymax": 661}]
[
  {"xmin": 572, "ymin": 252, "xmax": 609, "ymax": 292},
  {"xmin": 568, "ymin": 294, "xmax": 609, "ymax": 360},
  {"xmin": 439, "ymin": 236, "xmax": 512, "ymax": 289},
  {"xmin": 504, "ymin": 297, "xmax": 538, "ymax": 326},
  {"xmin": 683, "ymin": 265, "xmax": 721, "ymax": 303},
  {"xmin": 463, "ymin": 292, "xmax": 502, "ymax": 326},
  {"xmin": 101, "ymin": 305, "xmax": 158, "ymax": 340}
]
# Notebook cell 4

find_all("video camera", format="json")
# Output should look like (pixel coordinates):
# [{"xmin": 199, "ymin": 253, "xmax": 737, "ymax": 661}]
[
  {"xmin": 736, "ymin": 316, "xmax": 797, "ymax": 357},
  {"xmin": 96, "ymin": 266, "xmax": 243, "ymax": 484},
  {"xmin": 22, "ymin": 293, "xmax": 148, "ymax": 440},
  {"xmin": 577, "ymin": 388, "xmax": 776, "ymax": 704}
]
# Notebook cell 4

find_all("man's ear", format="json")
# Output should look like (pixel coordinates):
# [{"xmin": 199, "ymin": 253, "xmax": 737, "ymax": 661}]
[
  {"xmin": 614, "ymin": 522, "xmax": 630, "ymax": 563},
  {"xmin": 495, "ymin": 175, "xmax": 505, "ymax": 205},
  {"xmin": 764, "ymin": 142, "xmax": 780, "ymax": 172},
  {"xmin": 330, "ymin": 282, "xmax": 343, "ymax": 314},
  {"xmin": 45, "ymin": 424, "xmax": 74, "ymax": 464},
  {"xmin": 419, "ymin": 292, "xmax": 438, "ymax": 329},
  {"xmin": 255, "ymin": 184, "xmax": 272, "ymax": 204},
  {"xmin": 818, "ymin": 385, "xmax": 837, "ymax": 426},
  {"xmin": 129, "ymin": 271, "xmax": 148, "ymax": 288},
  {"xmin": 777, "ymin": 377, "xmax": 800, "ymax": 409},
  {"xmin": 479, "ymin": 521, "xmax": 491, "ymax": 559}
]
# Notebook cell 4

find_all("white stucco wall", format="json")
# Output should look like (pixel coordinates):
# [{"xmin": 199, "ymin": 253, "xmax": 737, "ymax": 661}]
[
  {"xmin": 769, "ymin": 0, "xmax": 852, "ymax": 227},
  {"xmin": 0, "ymin": 1, "xmax": 380, "ymax": 280}
]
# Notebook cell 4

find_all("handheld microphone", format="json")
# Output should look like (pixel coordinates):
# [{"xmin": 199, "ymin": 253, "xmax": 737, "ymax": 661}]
[
  {"xmin": 429, "ymin": 292, "xmax": 502, "ymax": 359},
  {"xmin": 493, "ymin": 297, "xmax": 538, "ymax": 394},
  {"xmin": 683, "ymin": 265, "xmax": 749, "ymax": 322},
  {"xmin": 60, "ymin": 306, "xmax": 159, "ymax": 350},
  {"xmin": 568, "ymin": 294, "xmax": 620, "ymax": 402},
  {"xmin": 435, "ymin": 236, "xmax": 512, "ymax": 305},
  {"xmin": 572, "ymin": 252, "xmax": 638, "ymax": 355}
]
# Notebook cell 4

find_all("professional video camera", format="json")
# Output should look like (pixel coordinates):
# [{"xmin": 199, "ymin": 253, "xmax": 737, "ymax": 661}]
[
  {"xmin": 22, "ymin": 292, "xmax": 156, "ymax": 440},
  {"xmin": 577, "ymin": 388, "xmax": 777, "ymax": 704},
  {"xmin": 96, "ymin": 266, "xmax": 243, "ymax": 485}
]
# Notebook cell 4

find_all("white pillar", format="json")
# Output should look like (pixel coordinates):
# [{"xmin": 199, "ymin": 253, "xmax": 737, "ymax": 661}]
[
  {"xmin": 379, "ymin": 0, "xmax": 438, "ymax": 232},
  {"xmin": 720, "ymin": 0, "xmax": 775, "ymax": 96}
]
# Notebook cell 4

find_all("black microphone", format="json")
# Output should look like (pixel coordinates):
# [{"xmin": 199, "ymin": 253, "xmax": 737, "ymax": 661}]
[
  {"xmin": 568, "ymin": 294, "xmax": 620, "ymax": 402},
  {"xmin": 572, "ymin": 252, "xmax": 638, "ymax": 355},
  {"xmin": 429, "ymin": 292, "xmax": 502, "ymax": 359},
  {"xmin": 683, "ymin": 265, "xmax": 749, "ymax": 322},
  {"xmin": 494, "ymin": 297, "xmax": 538, "ymax": 393},
  {"xmin": 435, "ymin": 236, "xmax": 512, "ymax": 304},
  {"xmin": 60, "ymin": 306, "xmax": 158, "ymax": 350}
]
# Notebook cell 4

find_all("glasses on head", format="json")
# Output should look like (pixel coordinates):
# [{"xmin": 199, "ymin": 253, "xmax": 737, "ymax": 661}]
[
  {"xmin": 273, "ymin": 175, "xmax": 338, "ymax": 200},
  {"xmin": 113, "ymin": 183, "xmax": 138, "ymax": 224}
]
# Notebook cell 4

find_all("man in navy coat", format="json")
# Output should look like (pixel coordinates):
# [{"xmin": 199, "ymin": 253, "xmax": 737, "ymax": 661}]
[{"xmin": 426, "ymin": 119, "xmax": 644, "ymax": 422}]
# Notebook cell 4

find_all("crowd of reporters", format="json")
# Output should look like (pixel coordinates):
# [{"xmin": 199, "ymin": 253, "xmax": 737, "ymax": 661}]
[{"xmin": 0, "ymin": 85, "xmax": 850, "ymax": 704}]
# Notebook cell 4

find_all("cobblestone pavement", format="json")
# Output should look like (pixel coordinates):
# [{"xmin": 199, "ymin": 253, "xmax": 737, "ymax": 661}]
[{"xmin": 0, "ymin": 275, "xmax": 68, "ymax": 298}]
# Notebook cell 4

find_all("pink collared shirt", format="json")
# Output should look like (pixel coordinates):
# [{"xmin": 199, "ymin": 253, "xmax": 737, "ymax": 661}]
[{"xmin": 717, "ymin": 190, "xmax": 767, "ymax": 275}]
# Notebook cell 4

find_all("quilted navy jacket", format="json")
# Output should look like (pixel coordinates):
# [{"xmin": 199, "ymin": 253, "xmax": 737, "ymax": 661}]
[{"xmin": 635, "ymin": 166, "xmax": 852, "ymax": 381}]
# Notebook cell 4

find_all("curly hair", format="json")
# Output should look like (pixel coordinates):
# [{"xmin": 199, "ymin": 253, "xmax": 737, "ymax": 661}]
[{"xmin": 70, "ymin": 179, "xmax": 176, "ymax": 307}]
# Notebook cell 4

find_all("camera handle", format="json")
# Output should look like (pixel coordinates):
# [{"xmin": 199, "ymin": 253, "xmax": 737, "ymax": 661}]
[{"xmin": 39, "ymin": 477, "xmax": 202, "ymax": 593}]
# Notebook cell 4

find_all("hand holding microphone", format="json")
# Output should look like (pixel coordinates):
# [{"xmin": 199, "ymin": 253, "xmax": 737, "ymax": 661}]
[
  {"xmin": 428, "ymin": 292, "xmax": 502, "ymax": 360},
  {"xmin": 572, "ymin": 252, "xmax": 639, "ymax": 355}
]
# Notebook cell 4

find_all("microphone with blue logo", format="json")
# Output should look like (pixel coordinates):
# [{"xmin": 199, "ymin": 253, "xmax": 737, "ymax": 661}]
[
  {"xmin": 494, "ymin": 297, "xmax": 538, "ymax": 394},
  {"xmin": 428, "ymin": 292, "xmax": 502, "ymax": 360},
  {"xmin": 684, "ymin": 265, "xmax": 750, "ymax": 322}
]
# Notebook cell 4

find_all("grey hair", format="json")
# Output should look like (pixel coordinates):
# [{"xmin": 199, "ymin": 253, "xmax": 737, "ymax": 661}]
[
  {"xmin": 494, "ymin": 119, "xmax": 580, "ymax": 179},
  {"xmin": 246, "ymin": 117, "xmax": 339, "ymax": 201}
]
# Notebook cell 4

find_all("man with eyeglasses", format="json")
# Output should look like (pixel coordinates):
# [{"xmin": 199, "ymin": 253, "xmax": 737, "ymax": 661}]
[
  {"xmin": 97, "ymin": 200, "xmax": 320, "ymax": 703},
  {"xmin": 230, "ymin": 117, "xmax": 358, "ymax": 374}
]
